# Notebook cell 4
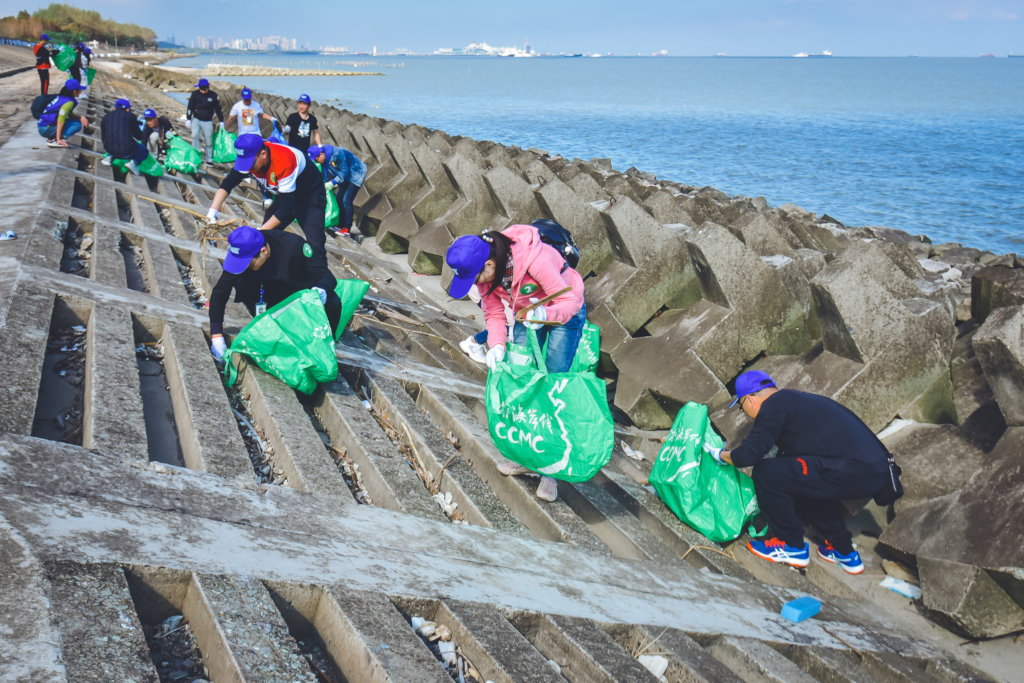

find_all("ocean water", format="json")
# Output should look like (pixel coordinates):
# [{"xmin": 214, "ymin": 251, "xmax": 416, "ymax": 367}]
[{"xmin": 166, "ymin": 54, "xmax": 1024, "ymax": 254}]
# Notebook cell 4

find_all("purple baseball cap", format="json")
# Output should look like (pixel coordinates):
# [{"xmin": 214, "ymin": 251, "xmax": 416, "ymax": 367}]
[
  {"xmin": 64, "ymin": 78, "xmax": 86, "ymax": 91},
  {"xmin": 298, "ymin": 94, "xmax": 311, "ymax": 104},
  {"xmin": 241, "ymin": 87, "xmax": 252, "ymax": 99},
  {"xmin": 233, "ymin": 133, "xmax": 265, "ymax": 173},
  {"xmin": 143, "ymin": 108, "xmax": 157, "ymax": 118},
  {"xmin": 307, "ymin": 145, "xmax": 324, "ymax": 160},
  {"xmin": 730, "ymin": 370, "xmax": 777, "ymax": 407},
  {"xmin": 445, "ymin": 235, "xmax": 491, "ymax": 299},
  {"xmin": 222, "ymin": 226, "xmax": 265, "ymax": 274},
  {"xmin": 195, "ymin": 78, "xmax": 209, "ymax": 88},
  {"xmin": 114, "ymin": 98, "xmax": 131, "ymax": 109}
]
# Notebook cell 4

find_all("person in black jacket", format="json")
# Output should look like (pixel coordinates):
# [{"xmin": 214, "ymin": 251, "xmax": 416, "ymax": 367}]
[
  {"xmin": 141, "ymin": 108, "xmax": 173, "ymax": 157},
  {"xmin": 69, "ymin": 43, "xmax": 88, "ymax": 83},
  {"xmin": 704, "ymin": 370, "xmax": 894, "ymax": 575},
  {"xmin": 185, "ymin": 78, "xmax": 224, "ymax": 163},
  {"xmin": 100, "ymin": 99, "xmax": 148, "ymax": 174},
  {"xmin": 208, "ymin": 225, "xmax": 340, "ymax": 360},
  {"xmin": 33, "ymin": 34, "xmax": 59, "ymax": 95}
]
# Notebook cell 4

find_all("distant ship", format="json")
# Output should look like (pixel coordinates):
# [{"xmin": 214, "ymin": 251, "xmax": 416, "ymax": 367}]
[
  {"xmin": 809, "ymin": 50, "xmax": 833, "ymax": 57},
  {"xmin": 793, "ymin": 52, "xmax": 809, "ymax": 58}
]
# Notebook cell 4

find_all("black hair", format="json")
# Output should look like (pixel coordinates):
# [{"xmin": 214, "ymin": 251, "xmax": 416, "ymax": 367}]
[
  {"xmin": 481, "ymin": 231, "xmax": 515, "ymax": 297},
  {"xmin": 57, "ymin": 86, "xmax": 77, "ymax": 98}
]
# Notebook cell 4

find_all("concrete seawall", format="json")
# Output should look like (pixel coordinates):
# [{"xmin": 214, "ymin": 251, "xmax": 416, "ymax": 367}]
[{"xmin": 1, "ymin": 49, "xmax": 1022, "ymax": 679}]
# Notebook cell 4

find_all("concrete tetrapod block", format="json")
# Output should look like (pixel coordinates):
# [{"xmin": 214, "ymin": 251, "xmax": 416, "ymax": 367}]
[
  {"xmin": 971, "ymin": 265, "xmax": 1024, "ymax": 324},
  {"xmin": 879, "ymin": 423, "xmax": 986, "ymax": 509},
  {"xmin": 972, "ymin": 305, "xmax": 1024, "ymax": 426},
  {"xmin": 375, "ymin": 143, "xmax": 457, "ymax": 255},
  {"xmin": 483, "ymin": 165, "xmax": 542, "ymax": 226},
  {"xmin": 918, "ymin": 557, "xmax": 1024, "ymax": 639},
  {"xmin": 533, "ymin": 173, "xmax": 616, "ymax": 275}
]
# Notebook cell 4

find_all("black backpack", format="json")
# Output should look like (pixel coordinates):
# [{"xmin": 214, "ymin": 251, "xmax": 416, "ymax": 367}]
[
  {"xmin": 31, "ymin": 94, "xmax": 58, "ymax": 120},
  {"xmin": 531, "ymin": 219, "xmax": 580, "ymax": 270}
]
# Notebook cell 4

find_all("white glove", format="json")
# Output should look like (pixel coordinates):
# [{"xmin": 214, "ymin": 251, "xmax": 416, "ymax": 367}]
[
  {"xmin": 185, "ymin": 119, "xmax": 192, "ymax": 129},
  {"xmin": 282, "ymin": 124, "xmax": 291, "ymax": 133},
  {"xmin": 211, "ymin": 335, "xmax": 227, "ymax": 360},
  {"xmin": 205, "ymin": 207, "xmax": 219, "ymax": 224},
  {"xmin": 703, "ymin": 442, "xmax": 727, "ymax": 465},
  {"xmin": 219, "ymin": 122, "xmax": 225, "ymax": 129},
  {"xmin": 485, "ymin": 345, "xmax": 506, "ymax": 370},
  {"xmin": 525, "ymin": 304, "xmax": 548, "ymax": 330},
  {"xmin": 311, "ymin": 286, "xmax": 327, "ymax": 304},
  {"xmin": 324, "ymin": 181, "xmax": 334, "ymax": 190}
]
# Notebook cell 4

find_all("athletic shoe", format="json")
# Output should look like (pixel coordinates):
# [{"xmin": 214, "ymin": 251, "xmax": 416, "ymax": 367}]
[
  {"xmin": 459, "ymin": 336, "xmax": 487, "ymax": 365},
  {"xmin": 817, "ymin": 540, "xmax": 865, "ymax": 575},
  {"xmin": 337, "ymin": 226, "xmax": 351, "ymax": 236},
  {"xmin": 496, "ymin": 457, "xmax": 530, "ymax": 476},
  {"xmin": 536, "ymin": 475, "xmax": 558, "ymax": 502},
  {"xmin": 125, "ymin": 159, "xmax": 140, "ymax": 176},
  {"xmin": 100, "ymin": 155, "xmax": 112, "ymax": 166},
  {"xmin": 747, "ymin": 537, "xmax": 810, "ymax": 568},
  {"xmin": 325, "ymin": 226, "xmax": 341, "ymax": 238},
  {"xmin": 46, "ymin": 139, "xmax": 66, "ymax": 148}
]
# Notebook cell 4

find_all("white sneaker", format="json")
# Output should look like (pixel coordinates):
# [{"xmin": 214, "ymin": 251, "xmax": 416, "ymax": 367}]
[
  {"xmin": 100, "ymin": 156, "xmax": 112, "ymax": 166},
  {"xmin": 125, "ymin": 159, "xmax": 140, "ymax": 175},
  {"xmin": 459, "ymin": 336, "xmax": 487, "ymax": 364},
  {"xmin": 496, "ymin": 457, "xmax": 530, "ymax": 476},
  {"xmin": 536, "ymin": 476, "xmax": 558, "ymax": 502}
]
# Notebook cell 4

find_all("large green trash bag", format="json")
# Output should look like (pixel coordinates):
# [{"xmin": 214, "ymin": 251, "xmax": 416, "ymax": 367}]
[
  {"xmin": 85, "ymin": 67, "xmax": 96, "ymax": 85},
  {"xmin": 317, "ymin": 163, "xmax": 340, "ymax": 228},
  {"xmin": 648, "ymin": 402, "xmax": 762, "ymax": 543},
  {"xmin": 52, "ymin": 45, "xmax": 74, "ymax": 71},
  {"xmin": 111, "ymin": 151, "xmax": 164, "ymax": 177},
  {"xmin": 485, "ymin": 327, "xmax": 613, "ymax": 482},
  {"xmin": 164, "ymin": 133, "xmax": 202, "ymax": 174},
  {"xmin": 212, "ymin": 126, "xmax": 237, "ymax": 163},
  {"xmin": 566, "ymin": 322, "xmax": 600, "ymax": 374},
  {"xmin": 223, "ymin": 289, "xmax": 338, "ymax": 395},
  {"xmin": 333, "ymin": 278, "xmax": 369, "ymax": 340}
]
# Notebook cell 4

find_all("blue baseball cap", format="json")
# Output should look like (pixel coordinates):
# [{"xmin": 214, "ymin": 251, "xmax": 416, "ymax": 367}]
[
  {"xmin": 241, "ymin": 87, "xmax": 252, "ymax": 99},
  {"xmin": 143, "ymin": 108, "xmax": 157, "ymax": 118},
  {"xmin": 233, "ymin": 133, "xmax": 265, "ymax": 173},
  {"xmin": 41, "ymin": 34, "xmax": 49, "ymax": 40},
  {"xmin": 195, "ymin": 78, "xmax": 209, "ymax": 88},
  {"xmin": 84, "ymin": 47, "xmax": 92, "ymax": 54},
  {"xmin": 445, "ymin": 235, "xmax": 491, "ymax": 299},
  {"xmin": 64, "ymin": 78, "xmax": 86, "ymax": 91},
  {"xmin": 114, "ymin": 98, "xmax": 131, "ymax": 109},
  {"xmin": 730, "ymin": 370, "xmax": 777, "ymax": 407},
  {"xmin": 307, "ymin": 145, "xmax": 324, "ymax": 160},
  {"xmin": 298, "ymin": 94, "xmax": 311, "ymax": 104},
  {"xmin": 223, "ymin": 226, "xmax": 266, "ymax": 274}
]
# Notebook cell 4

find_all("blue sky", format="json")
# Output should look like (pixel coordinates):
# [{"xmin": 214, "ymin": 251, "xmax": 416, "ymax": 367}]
[{"xmin": 15, "ymin": 0, "xmax": 1024, "ymax": 56}]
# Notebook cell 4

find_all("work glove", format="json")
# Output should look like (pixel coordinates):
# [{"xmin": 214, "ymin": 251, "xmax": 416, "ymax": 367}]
[
  {"xmin": 485, "ymin": 345, "xmax": 506, "ymax": 371},
  {"xmin": 210, "ymin": 335, "xmax": 227, "ymax": 360},
  {"xmin": 324, "ymin": 181, "xmax": 334, "ymax": 191},
  {"xmin": 219, "ymin": 122, "xmax": 225, "ymax": 129},
  {"xmin": 525, "ymin": 304, "xmax": 548, "ymax": 330},
  {"xmin": 311, "ymin": 286, "xmax": 327, "ymax": 304},
  {"xmin": 702, "ymin": 442, "xmax": 727, "ymax": 465},
  {"xmin": 185, "ymin": 119, "xmax": 192, "ymax": 129},
  {"xmin": 205, "ymin": 207, "xmax": 219, "ymax": 224},
  {"xmin": 282, "ymin": 124, "xmax": 291, "ymax": 133}
]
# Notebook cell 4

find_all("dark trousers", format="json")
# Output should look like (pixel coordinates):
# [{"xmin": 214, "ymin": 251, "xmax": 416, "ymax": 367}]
[
  {"xmin": 752, "ymin": 456, "xmax": 890, "ymax": 553},
  {"xmin": 334, "ymin": 181, "xmax": 360, "ymax": 229},
  {"xmin": 263, "ymin": 190, "xmax": 327, "ymax": 259},
  {"xmin": 38, "ymin": 69, "xmax": 49, "ymax": 95},
  {"xmin": 69, "ymin": 65, "xmax": 82, "ymax": 82}
]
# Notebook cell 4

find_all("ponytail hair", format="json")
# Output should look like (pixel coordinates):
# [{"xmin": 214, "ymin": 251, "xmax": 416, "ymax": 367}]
[{"xmin": 481, "ymin": 230, "xmax": 514, "ymax": 297}]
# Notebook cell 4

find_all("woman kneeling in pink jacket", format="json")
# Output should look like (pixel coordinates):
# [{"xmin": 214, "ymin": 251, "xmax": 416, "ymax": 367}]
[{"xmin": 445, "ymin": 223, "xmax": 587, "ymax": 502}]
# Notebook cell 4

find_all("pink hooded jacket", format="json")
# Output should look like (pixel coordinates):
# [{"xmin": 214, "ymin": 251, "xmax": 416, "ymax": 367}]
[{"xmin": 481, "ymin": 224, "xmax": 585, "ymax": 348}]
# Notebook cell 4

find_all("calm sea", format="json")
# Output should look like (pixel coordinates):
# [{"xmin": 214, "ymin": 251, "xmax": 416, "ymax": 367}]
[{"xmin": 165, "ymin": 54, "xmax": 1024, "ymax": 255}]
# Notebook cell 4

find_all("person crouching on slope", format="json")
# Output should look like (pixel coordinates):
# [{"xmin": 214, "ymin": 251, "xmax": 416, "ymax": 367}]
[
  {"xmin": 100, "ymin": 99, "xmax": 149, "ymax": 174},
  {"xmin": 37, "ymin": 78, "xmax": 88, "ymax": 148},
  {"xmin": 445, "ymin": 224, "xmax": 587, "ymax": 502}
]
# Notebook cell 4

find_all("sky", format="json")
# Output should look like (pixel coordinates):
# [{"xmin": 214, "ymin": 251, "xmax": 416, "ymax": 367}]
[{"xmin": 12, "ymin": 0, "xmax": 1024, "ymax": 56}]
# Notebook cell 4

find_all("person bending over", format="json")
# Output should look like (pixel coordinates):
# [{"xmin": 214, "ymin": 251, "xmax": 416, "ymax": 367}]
[
  {"xmin": 444, "ymin": 223, "xmax": 587, "ymax": 502},
  {"xmin": 208, "ymin": 225, "xmax": 340, "ymax": 360},
  {"xmin": 206, "ymin": 134, "xmax": 328, "ymax": 259},
  {"xmin": 308, "ymin": 144, "xmax": 366, "ymax": 237},
  {"xmin": 705, "ymin": 370, "xmax": 898, "ymax": 574}
]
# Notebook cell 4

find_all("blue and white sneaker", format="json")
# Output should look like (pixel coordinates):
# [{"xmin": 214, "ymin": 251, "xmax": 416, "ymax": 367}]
[
  {"xmin": 747, "ymin": 537, "xmax": 810, "ymax": 568},
  {"xmin": 817, "ymin": 541, "xmax": 865, "ymax": 575}
]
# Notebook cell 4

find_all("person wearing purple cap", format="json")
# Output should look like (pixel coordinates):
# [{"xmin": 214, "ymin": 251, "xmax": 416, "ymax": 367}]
[
  {"xmin": 703, "ymin": 370, "xmax": 900, "ymax": 574},
  {"xmin": 186, "ymin": 78, "xmax": 224, "ymax": 163},
  {"xmin": 33, "ymin": 34, "xmax": 61, "ymax": 95},
  {"xmin": 308, "ymin": 144, "xmax": 366, "ymax": 236},
  {"xmin": 69, "ymin": 43, "xmax": 89, "ymax": 84},
  {"xmin": 444, "ymin": 223, "xmax": 587, "ymax": 502},
  {"xmin": 283, "ymin": 94, "xmax": 321, "ymax": 154},
  {"xmin": 141, "ymin": 108, "xmax": 174, "ymax": 157},
  {"xmin": 37, "ymin": 78, "xmax": 89, "ymax": 148},
  {"xmin": 99, "ymin": 98, "xmax": 148, "ymax": 174},
  {"xmin": 207, "ymin": 225, "xmax": 340, "ymax": 360},
  {"xmin": 227, "ymin": 87, "xmax": 276, "ymax": 138},
  {"xmin": 205, "ymin": 133, "xmax": 328, "ymax": 259}
]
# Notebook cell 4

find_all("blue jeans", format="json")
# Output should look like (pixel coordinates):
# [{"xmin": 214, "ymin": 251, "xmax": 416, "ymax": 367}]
[
  {"xmin": 335, "ymin": 181, "xmax": 360, "ymax": 229},
  {"xmin": 38, "ymin": 120, "xmax": 82, "ymax": 141},
  {"xmin": 512, "ymin": 303, "xmax": 586, "ymax": 373}
]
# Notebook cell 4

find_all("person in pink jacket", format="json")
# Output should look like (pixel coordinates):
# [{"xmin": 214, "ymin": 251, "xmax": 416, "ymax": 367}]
[{"xmin": 445, "ymin": 223, "xmax": 587, "ymax": 502}]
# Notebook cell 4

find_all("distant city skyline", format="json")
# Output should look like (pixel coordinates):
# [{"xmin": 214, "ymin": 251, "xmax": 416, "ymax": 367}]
[{"xmin": 12, "ymin": 0, "xmax": 1024, "ymax": 56}]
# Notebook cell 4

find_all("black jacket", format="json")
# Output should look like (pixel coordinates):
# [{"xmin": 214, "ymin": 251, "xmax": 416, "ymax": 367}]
[
  {"xmin": 100, "ymin": 108, "xmax": 145, "ymax": 159},
  {"xmin": 186, "ymin": 90, "xmax": 224, "ymax": 122},
  {"xmin": 209, "ymin": 230, "xmax": 336, "ymax": 335}
]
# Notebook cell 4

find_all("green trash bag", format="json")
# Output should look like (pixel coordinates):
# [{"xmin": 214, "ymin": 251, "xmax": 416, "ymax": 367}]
[
  {"xmin": 485, "ymin": 327, "xmax": 613, "ymax": 482},
  {"xmin": 648, "ymin": 402, "xmax": 762, "ymax": 543},
  {"xmin": 333, "ymin": 278, "xmax": 369, "ymax": 340},
  {"xmin": 566, "ymin": 322, "xmax": 600, "ymax": 374},
  {"xmin": 317, "ymin": 164, "xmax": 340, "ymax": 228},
  {"xmin": 85, "ymin": 67, "xmax": 96, "ymax": 85},
  {"xmin": 212, "ymin": 126, "xmax": 237, "ymax": 163},
  {"xmin": 110, "ymin": 151, "xmax": 164, "ymax": 177},
  {"xmin": 52, "ymin": 45, "xmax": 75, "ymax": 72},
  {"xmin": 223, "ymin": 288, "xmax": 338, "ymax": 395},
  {"xmin": 164, "ymin": 133, "xmax": 202, "ymax": 174}
]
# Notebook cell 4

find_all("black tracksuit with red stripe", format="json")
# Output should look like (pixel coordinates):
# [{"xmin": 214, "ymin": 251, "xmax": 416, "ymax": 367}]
[{"xmin": 731, "ymin": 389, "xmax": 890, "ymax": 553}]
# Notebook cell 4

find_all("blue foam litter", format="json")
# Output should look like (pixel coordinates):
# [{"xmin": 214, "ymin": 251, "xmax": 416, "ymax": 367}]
[{"xmin": 781, "ymin": 596, "xmax": 821, "ymax": 623}]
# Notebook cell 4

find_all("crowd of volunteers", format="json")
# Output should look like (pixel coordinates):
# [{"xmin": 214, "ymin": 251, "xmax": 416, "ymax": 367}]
[{"xmin": 30, "ymin": 47, "xmax": 904, "ymax": 573}]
